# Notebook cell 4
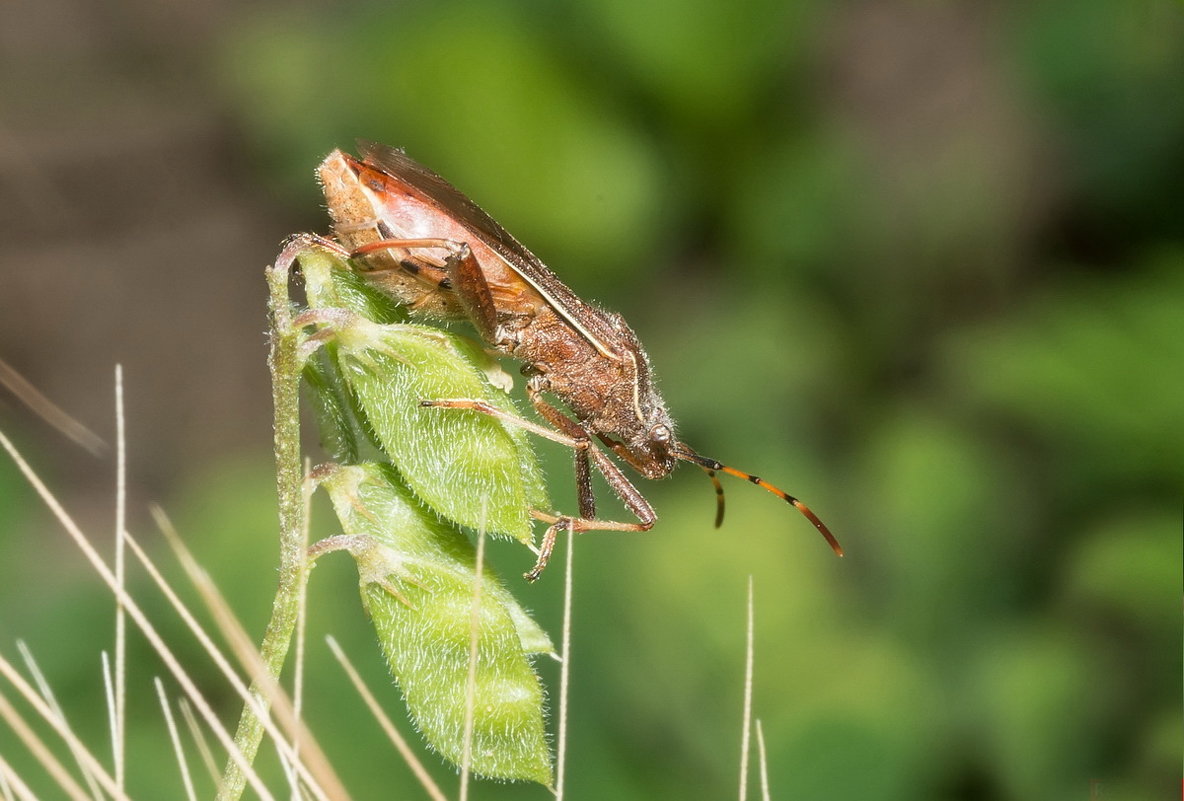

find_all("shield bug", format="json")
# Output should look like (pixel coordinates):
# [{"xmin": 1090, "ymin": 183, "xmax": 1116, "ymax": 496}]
[{"xmin": 311, "ymin": 141, "xmax": 842, "ymax": 580}]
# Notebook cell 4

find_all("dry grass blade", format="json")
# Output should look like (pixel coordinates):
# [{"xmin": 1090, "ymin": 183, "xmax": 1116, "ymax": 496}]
[
  {"xmin": 0, "ymin": 752, "xmax": 39, "ymax": 801},
  {"xmin": 0, "ymin": 686, "xmax": 92, "ymax": 801},
  {"xmin": 0, "ymin": 356, "xmax": 105, "ymax": 455},
  {"xmin": 114, "ymin": 365, "xmax": 127, "ymax": 793},
  {"xmin": 179, "ymin": 698, "xmax": 222, "ymax": 792},
  {"xmin": 739, "ymin": 576, "xmax": 755, "ymax": 801},
  {"xmin": 155, "ymin": 678, "xmax": 198, "ymax": 801},
  {"xmin": 458, "ymin": 523, "xmax": 487, "ymax": 801},
  {"xmin": 755, "ymin": 719, "xmax": 770, "ymax": 801},
  {"xmin": 277, "ymin": 745, "xmax": 301, "ymax": 801},
  {"xmin": 0, "ymin": 429, "xmax": 276, "ymax": 801},
  {"xmin": 324, "ymin": 637, "xmax": 450, "ymax": 801},
  {"xmin": 0, "ymin": 651, "xmax": 125, "ymax": 801},
  {"xmin": 0, "ymin": 761, "xmax": 14, "ymax": 801},
  {"xmin": 15, "ymin": 642, "xmax": 104, "ymax": 801},
  {"xmin": 555, "ymin": 529, "xmax": 574, "ymax": 801},
  {"xmin": 144, "ymin": 510, "xmax": 345, "ymax": 801},
  {"xmin": 101, "ymin": 652, "xmax": 117, "ymax": 788}
]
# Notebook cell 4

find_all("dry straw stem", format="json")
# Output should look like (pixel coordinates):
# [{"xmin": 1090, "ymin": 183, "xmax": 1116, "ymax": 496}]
[
  {"xmin": 325, "ymin": 636, "xmax": 449, "ymax": 801},
  {"xmin": 0, "ymin": 356, "xmax": 105, "ymax": 455},
  {"xmin": 154, "ymin": 677, "xmax": 199, "ymax": 801},
  {"xmin": 114, "ymin": 364, "xmax": 127, "ymax": 794},
  {"xmin": 0, "ymin": 406, "xmax": 342, "ymax": 800},
  {"xmin": 0, "ymin": 750, "xmax": 40, "ymax": 801},
  {"xmin": 554, "ymin": 530, "xmax": 575, "ymax": 801},
  {"xmin": 0, "ymin": 430, "xmax": 275, "ymax": 801},
  {"xmin": 179, "ymin": 697, "xmax": 222, "ymax": 792},
  {"xmin": 0, "ymin": 681, "xmax": 89, "ymax": 801},
  {"xmin": 101, "ymin": 652, "xmax": 117, "ymax": 795},
  {"xmin": 755, "ymin": 719, "xmax": 770, "ymax": 801},
  {"xmin": 142, "ymin": 509, "xmax": 346, "ymax": 800},
  {"xmin": 739, "ymin": 576, "xmax": 755, "ymax": 801},
  {"xmin": 15, "ymin": 641, "xmax": 106, "ymax": 801}
]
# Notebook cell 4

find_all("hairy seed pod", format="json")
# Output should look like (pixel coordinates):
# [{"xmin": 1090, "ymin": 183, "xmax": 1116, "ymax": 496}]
[
  {"xmin": 298, "ymin": 250, "xmax": 548, "ymax": 543},
  {"xmin": 318, "ymin": 462, "xmax": 554, "ymax": 784}
]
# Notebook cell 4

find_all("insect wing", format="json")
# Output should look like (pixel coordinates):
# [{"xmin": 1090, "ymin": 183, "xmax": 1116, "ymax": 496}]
[
  {"xmin": 357, "ymin": 141, "xmax": 532, "ymax": 265},
  {"xmin": 356, "ymin": 141, "xmax": 618, "ymax": 356}
]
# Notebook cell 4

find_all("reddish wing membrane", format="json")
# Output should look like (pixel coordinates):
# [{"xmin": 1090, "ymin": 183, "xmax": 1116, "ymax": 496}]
[{"xmin": 356, "ymin": 140, "xmax": 620, "ymax": 352}]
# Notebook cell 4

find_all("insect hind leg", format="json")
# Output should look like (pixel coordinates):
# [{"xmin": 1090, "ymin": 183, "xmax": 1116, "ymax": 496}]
[{"xmin": 524, "ymin": 510, "xmax": 655, "ymax": 582}]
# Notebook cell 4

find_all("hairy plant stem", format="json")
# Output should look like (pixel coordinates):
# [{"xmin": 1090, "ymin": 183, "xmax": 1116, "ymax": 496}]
[{"xmin": 217, "ymin": 255, "xmax": 309, "ymax": 801}]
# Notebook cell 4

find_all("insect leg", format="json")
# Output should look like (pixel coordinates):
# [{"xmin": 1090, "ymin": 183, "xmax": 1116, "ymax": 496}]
[
  {"xmin": 421, "ymin": 391, "xmax": 597, "ymax": 518},
  {"xmin": 347, "ymin": 236, "xmax": 463, "ymax": 305},
  {"xmin": 523, "ymin": 388, "xmax": 658, "ymax": 580},
  {"xmin": 423, "ymin": 384, "xmax": 659, "ymax": 581},
  {"xmin": 273, "ymin": 233, "xmax": 351, "ymax": 280},
  {"xmin": 349, "ymin": 237, "xmax": 502, "ymax": 343},
  {"xmin": 418, "ymin": 398, "xmax": 580, "ymax": 448},
  {"xmin": 524, "ymin": 517, "xmax": 571, "ymax": 583},
  {"xmin": 525, "ymin": 384, "xmax": 597, "ymax": 519},
  {"xmin": 526, "ymin": 386, "xmax": 657, "ymax": 526},
  {"xmin": 349, "ymin": 236, "xmax": 465, "ymax": 260},
  {"xmin": 442, "ymin": 244, "xmax": 501, "ymax": 344},
  {"xmin": 524, "ymin": 509, "xmax": 655, "ymax": 581}
]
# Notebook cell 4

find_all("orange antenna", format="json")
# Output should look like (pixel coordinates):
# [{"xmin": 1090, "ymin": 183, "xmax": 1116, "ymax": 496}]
[
  {"xmin": 699, "ymin": 465, "xmax": 726, "ymax": 528},
  {"xmin": 676, "ymin": 446, "xmax": 843, "ymax": 557}
]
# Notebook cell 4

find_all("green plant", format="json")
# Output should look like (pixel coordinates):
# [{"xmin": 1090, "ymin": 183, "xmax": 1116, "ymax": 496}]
[{"xmin": 218, "ymin": 242, "xmax": 556, "ymax": 798}]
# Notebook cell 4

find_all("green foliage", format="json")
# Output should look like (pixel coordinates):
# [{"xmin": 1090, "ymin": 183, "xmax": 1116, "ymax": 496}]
[
  {"xmin": 1, "ymin": 0, "xmax": 1178, "ymax": 798},
  {"xmin": 945, "ymin": 255, "xmax": 1184, "ymax": 487},
  {"xmin": 318, "ymin": 463, "xmax": 553, "ymax": 784}
]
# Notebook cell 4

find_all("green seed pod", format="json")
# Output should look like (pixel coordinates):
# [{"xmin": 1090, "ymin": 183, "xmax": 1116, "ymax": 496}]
[
  {"xmin": 333, "ymin": 316, "xmax": 547, "ymax": 543},
  {"xmin": 297, "ymin": 249, "xmax": 548, "ymax": 543},
  {"xmin": 318, "ymin": 463, "xmax": 554, "ymax": 784},
  {"xmin": 301, "ymin": 248, "xmax": 408, "ymax": 325}
]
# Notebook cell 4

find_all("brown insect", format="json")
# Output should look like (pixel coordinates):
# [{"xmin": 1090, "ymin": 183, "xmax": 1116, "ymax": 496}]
[{"xmin": 308, "ymin": 141, "xmax": 842, "ymax": 580}]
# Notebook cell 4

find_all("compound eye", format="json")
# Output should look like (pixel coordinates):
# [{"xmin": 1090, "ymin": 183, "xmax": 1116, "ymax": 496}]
[{"xmin": 650, "ymin": 424, "xmax": 672, "ymax": 444}]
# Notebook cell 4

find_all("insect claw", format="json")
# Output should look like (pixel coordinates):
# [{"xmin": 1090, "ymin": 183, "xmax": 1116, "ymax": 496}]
[{"xmin": 523, "ymin": 517, "xmax": 569, "ymax": 581}]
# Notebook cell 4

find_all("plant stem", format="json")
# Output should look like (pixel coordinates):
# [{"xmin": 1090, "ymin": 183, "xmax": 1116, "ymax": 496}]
[{"xmin": 217, "ymin": 249, "xmax": 309, "ymax": 801}]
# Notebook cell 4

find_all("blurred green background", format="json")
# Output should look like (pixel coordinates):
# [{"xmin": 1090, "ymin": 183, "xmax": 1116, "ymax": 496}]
[{"xmin": 0, "ymin": 0, "xmax": 1180, "ymax": 799}]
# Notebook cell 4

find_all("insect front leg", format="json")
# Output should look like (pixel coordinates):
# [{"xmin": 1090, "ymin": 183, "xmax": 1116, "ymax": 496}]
[
  {"xmin": 272, "ymin": 232, "xmax": 351, "ymax": 283},
  {"xmin": 527, "ymin": 382, "xmax": 658, "ymax": 524},
  {"xmin": 423, "ymin": 382, "xmax": 658, "ymax": 581},
  {"xmin": 525, "ymin": 380, "xmax": 596, "ymax": 519},
  {"xmin": 524, "ymin": 383, "xmax": 657, "ymax": 581},
  {"xmin": 525, "ymin": 442, "xmax": 658, "ymax": 581}
]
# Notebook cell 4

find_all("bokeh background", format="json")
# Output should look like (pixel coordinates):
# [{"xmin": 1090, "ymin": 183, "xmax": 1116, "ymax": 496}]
[{"xmin": 1, "ymin": 0, "xmax": 1180, "ymax": 799}]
